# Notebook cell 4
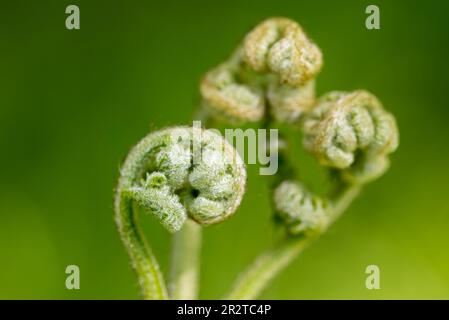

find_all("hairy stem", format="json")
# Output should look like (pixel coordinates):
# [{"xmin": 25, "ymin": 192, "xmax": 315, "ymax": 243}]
[
  {"xmin": 328, "ymin": 183, "xmax": 362, "ymax": 224},
  {"xmin": 115, "ymin": 194, "xmax": 169, "ymax": 299},
  {"xmin": 114, "ymin": 133, "xmax": 171, "ymax": 300},
  {"xmin": 169, "ymin": 220, "xmax": 202, "ymax": 299},
  {"xmin": 224, "ymin": 184, "xmax": 360, "ymax": 300}
]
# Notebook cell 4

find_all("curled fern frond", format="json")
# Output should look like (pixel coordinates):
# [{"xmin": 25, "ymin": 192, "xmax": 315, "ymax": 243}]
[
  {"xmin": 115, "ymin": 126, "xmax": 246, "ymax": 299},
  {"xmin": 200, "ymin": 17, "xmax": 322, "ymax": 125},
  {"xmin": 117, "ymin": 126, "xmax": 246, "ymax": 232},
  {"xmin": 302, "ymin": 90, "xmax": 399, "ymax": 184},
  {"xmin": 273, "ymin": 180, "xmax": 328, "ymax": 235},
  {"xmin": 200, "ymin": 51, "xmax": 265, "ymax": 124},
  {"xmin": 244, "ymin": 17, "xmax": 323, "ymax": 86}
]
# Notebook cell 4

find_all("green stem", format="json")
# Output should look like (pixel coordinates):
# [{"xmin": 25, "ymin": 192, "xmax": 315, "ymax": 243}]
[
  {"xmin": 328, "ymin": 183, "xmax": 362, "ymax": 224},
  {"xmin": 224, "ymin": 184, "xmax": 360, "ymax": 300},
  {"xmin": 115, "ymin": 194, "xmax": 169, "ymax": 299},
  {"xmin": 225, "ymin": 235, "xmax": 313, "ymax": 300},
  {"xmin": 169, "ymin": 220, "xmax": 202, "ymax": 299},
  {"xmin": 114, "ymin": 133, "xmax": 171, "ymax": 300}
]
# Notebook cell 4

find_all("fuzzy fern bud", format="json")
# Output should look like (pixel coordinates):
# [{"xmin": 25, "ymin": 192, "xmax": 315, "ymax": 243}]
[
  {"xmin": 273, "ymin": 181, "xmax": 328, "ymax": 235},
  {"xmin": 243, "ymin": 17, "xmax": 323, "ymax": 86},
  {"xmin": 116, "ymin": 126, "xmax": 246, "ymax": 233},
  {"xmin": 200, "ymin": 17, "xmax": 322, "ymax": 125},
  {"xmin": 302, "ymin": 90, "xmax": 399, "ymax": 184},
  {"xmin": 200, "ymin": 52, "xmax": 265, "ymax": 124}
]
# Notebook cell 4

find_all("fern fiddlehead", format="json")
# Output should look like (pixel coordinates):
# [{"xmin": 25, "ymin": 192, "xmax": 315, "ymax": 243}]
[
  {"xmin": 115, "ymin": 126, "xmax": 246, "ymax": 299},
  {"xmin": 200, "ymin": 17, "xmax": 322, "ymax": 125},
  {"xmin": 302, "ymin": 90, "xmax": 399, "ymax": 184}
]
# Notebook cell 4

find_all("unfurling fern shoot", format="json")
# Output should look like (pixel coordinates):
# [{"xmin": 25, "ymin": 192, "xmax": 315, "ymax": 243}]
[{"xmin": 115, "ymin": 127, "xmax": 246, "ymax": 299}]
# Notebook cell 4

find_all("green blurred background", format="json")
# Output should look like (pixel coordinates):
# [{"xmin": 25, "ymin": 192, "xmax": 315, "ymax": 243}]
[{"xmin": 1, "ymin": 0, "xmax": 448, "ymax": 299}]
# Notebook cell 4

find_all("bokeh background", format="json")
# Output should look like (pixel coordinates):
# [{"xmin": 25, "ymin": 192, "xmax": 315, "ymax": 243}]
[{"xmin": 1, "ymin": 0, "xmax": 448, "ymax": 299}]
